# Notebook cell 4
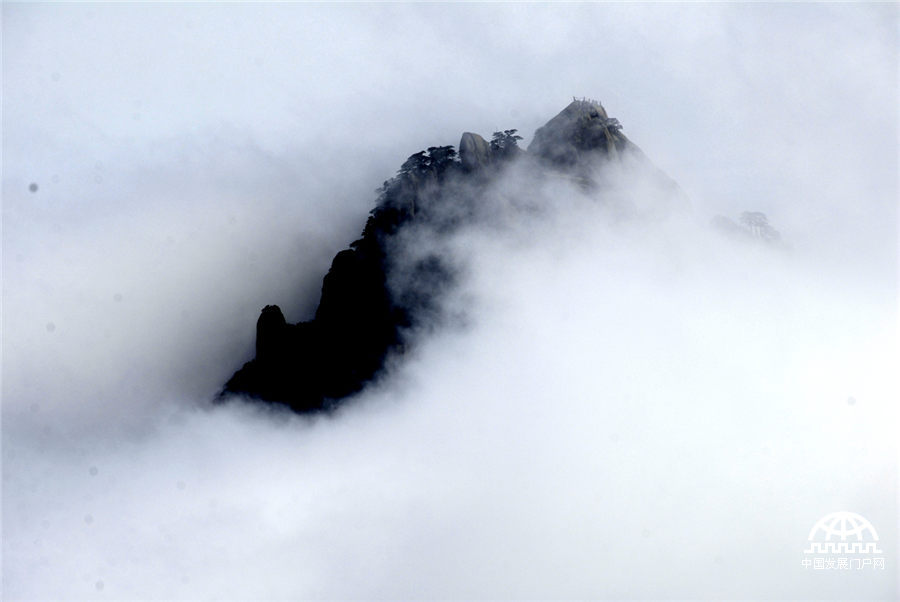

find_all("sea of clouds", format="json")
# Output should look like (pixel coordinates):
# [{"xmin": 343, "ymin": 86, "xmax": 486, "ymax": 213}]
[{"xmin": 3, "ymin": 3, "xmax": 897, "ymax": 599}]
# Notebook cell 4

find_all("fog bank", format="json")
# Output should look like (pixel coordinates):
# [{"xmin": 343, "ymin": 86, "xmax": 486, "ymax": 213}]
[{"xmin": 3, "ymin": 3, "xmax": 897, "ymax": 600}]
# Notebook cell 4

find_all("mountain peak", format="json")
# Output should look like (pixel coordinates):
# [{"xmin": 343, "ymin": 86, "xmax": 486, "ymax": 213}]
[
  {"xmin": 221, "ymin": 100, "xmax": 672, "ymax": 412},
  {"xmin": 528, "ymin": 98, "xmax": 630, "ymax": 167}
]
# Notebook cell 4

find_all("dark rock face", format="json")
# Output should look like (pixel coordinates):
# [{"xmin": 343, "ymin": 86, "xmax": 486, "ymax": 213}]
[
  {"xmin": 222, "ymin": 100, "xmax": 669, "ymax": 413},
  {"xmin": 224, "ymin": 209, "xmax": 403, "ymax": 412}
]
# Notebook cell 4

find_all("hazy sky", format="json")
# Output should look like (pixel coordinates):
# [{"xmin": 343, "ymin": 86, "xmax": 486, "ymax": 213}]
[{"xmin": 3, "ymin": 3, "xmax": 897, "ymax": 600}]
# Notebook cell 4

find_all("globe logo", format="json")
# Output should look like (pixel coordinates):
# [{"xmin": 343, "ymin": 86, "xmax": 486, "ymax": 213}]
[{"xmin": 804, "ymin": 511, "xmax": 883, "ymax": 555}]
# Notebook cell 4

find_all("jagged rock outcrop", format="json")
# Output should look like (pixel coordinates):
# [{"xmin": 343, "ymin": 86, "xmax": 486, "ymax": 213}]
[{"xmin": 221, "ymin": 99, "xmax": 679, "ymax": 412}]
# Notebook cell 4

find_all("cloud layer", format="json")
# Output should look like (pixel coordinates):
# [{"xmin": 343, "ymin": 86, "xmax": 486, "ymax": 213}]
[{"xmin": 3, "ymin": 3, "xmax": 897, "ymax": 599}]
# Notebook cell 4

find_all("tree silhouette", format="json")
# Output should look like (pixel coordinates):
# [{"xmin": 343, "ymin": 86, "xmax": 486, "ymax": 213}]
[
  {"xmin": 490, "ymin": 129, "xmax": 523, "ymax": 158},
  {"xmin": 739, "ymin": 211, "xmax": 780, "ymax": 242},
  {"xmin": 426, "ymin": 145, "xmax": 458, "ymax": 174},
  {"xmin": 604, "ymin": 117, "xmax": 623, "ymax": 131},
  {"xmin": 399, "ymin": 151, "xmax": 429, "ymax": 176}
]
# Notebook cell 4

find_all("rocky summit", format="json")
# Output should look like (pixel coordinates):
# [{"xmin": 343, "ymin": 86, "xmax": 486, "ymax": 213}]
[
  {"xmin": 221, "ymin": 99, "xmax": 681, "ymax": 412},
  {"xmin": 529, "ymin": 98, "xmax": 632, "ymax": 167}
]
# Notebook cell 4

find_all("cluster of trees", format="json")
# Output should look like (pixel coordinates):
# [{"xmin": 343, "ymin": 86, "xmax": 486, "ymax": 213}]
[
  {"xmin": 398, "ymin": 145, "xmax": 459, "ymax": 177},
  {"xmin": 490, "ymin": 129, "xmax": 523, "ymax": 158},
  {"xmin": 739, "ymin": 211, "xmax": 781, "ymax": 242},
  {"xmin": 375, "ymin": 129, "xmax": 524, "ymax": 207},
  {"xmin": 603, "ymin": 117, "xmax": 623, "ymax": 132},
  {"xmin": 397, "ymin": 129, "xmax": 525, "ymax": 179}
]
